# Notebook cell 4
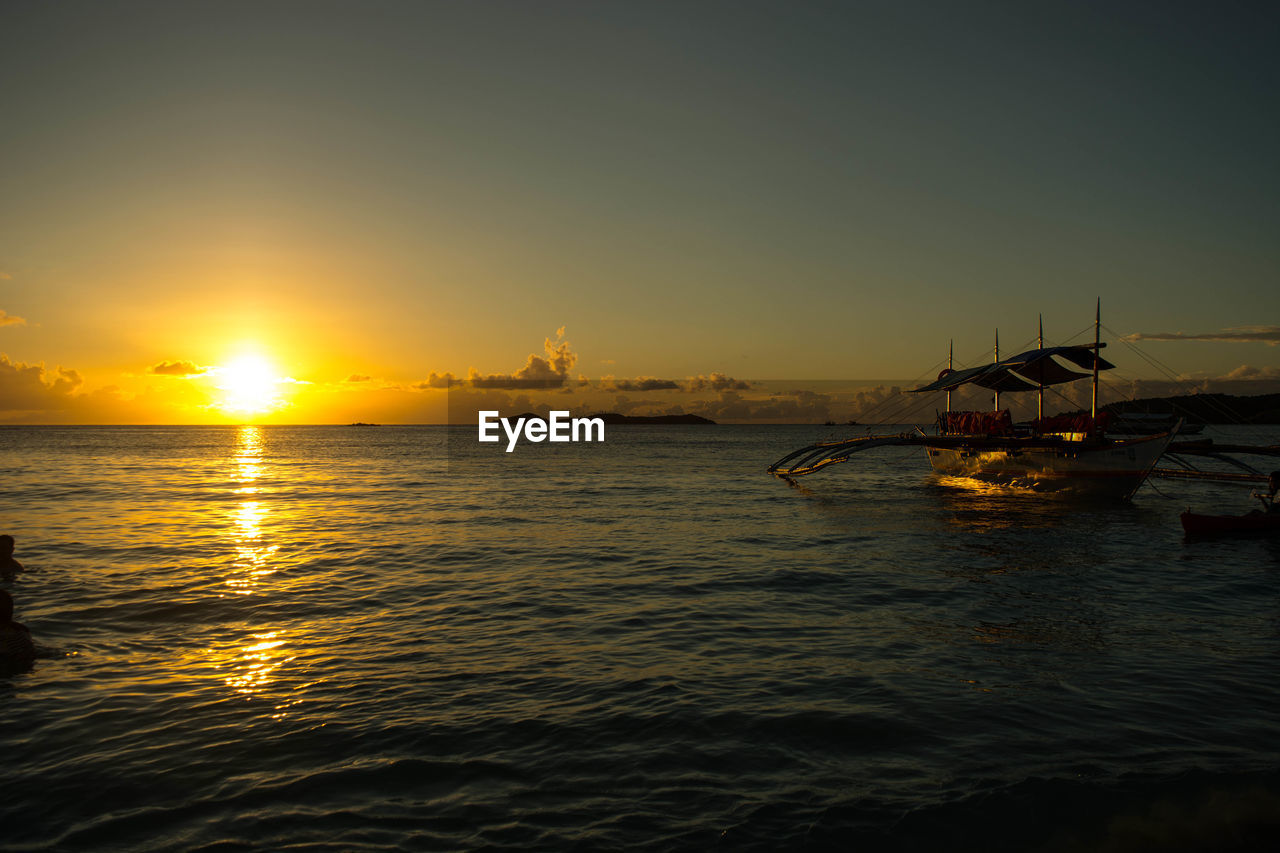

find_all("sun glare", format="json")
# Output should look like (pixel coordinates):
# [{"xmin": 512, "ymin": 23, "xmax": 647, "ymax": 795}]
[{"xmin": 216, "ymin": 355, "xmax": 284, "ymax": 415}]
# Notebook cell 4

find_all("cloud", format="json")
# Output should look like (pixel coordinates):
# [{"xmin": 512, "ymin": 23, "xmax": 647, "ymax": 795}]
[
  {"xmin": 1220, "ymin": 365, "xmax": 1280, "ymax": 381},
  {"xmin": 413, "ymin": 332, "xmax": 747, "ymax": 399},
  {"xmin": 466, "ymin": 328, "xmax": 578, "ymax": 389},
  {"xmin": 604, "ymin": 389, "xmax": 834, "ymax": 422},
  {"xmin": 579, "ymin": 371, "xmax": 751, "ymax": 394},
  {"xmin": 607, "ymin": 395, "xmax": 653, "ymax": 415},
  {"xmin": 678, "ymin": 389, "xmax": 834, "ymax": 422},
  {"xmin": 446, "ymin": 386, "xmax": 547, "ymax": 422},
  {"xmin": 345, "ymin": 374, "xmax": 371, "ymax": 383},
  {"xmin": 597, "ymin": 375, "xmax": 681, "ymax": 392},
  {"xmin": 1124, "ymin": 326, "xmax": 1280, "ymax": 345},
  {"xmin": 53, "ymin": 368, "xmax": 82, "ymax": 394},
  {"xmin": 413, "ymin": 372, "xmax": 456, "ymax": 390},
  {"xmin": 1, "ymin": 354, "xmax": 85, "ymax": 416},
  {"xmin": 851, "ymin": 385, "xmax": 904, "ymax": 418},
  {"xmin": 684, "ymin": 372, "xmax": 752, "ymax": 392},
  {"xmin": 149, "ymin": 359, "xmax": 206, "ymax": 376},
  {"xmin": 0, "ymin": 309, "xmax": 26, "ymax": 327}
]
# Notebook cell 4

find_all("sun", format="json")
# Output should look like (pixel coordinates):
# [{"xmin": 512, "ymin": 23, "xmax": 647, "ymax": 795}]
[{"xmin": 216, "ymin": 355, "xmax": 284, "ymax": 416}]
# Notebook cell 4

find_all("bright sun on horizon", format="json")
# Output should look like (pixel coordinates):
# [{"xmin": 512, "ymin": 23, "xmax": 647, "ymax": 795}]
[{"xmin": 215, "ymin": 355, "xmax": 285, "ymax": 416}]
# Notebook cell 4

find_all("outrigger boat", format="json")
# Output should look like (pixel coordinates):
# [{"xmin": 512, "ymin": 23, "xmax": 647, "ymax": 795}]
[{"xmin": 769, "ymin": 303, "xmax": 1180, "ymax": 499}]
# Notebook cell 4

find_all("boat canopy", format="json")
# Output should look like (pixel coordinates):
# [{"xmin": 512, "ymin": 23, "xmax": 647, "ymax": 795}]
[{"xmin": 910, "ymin": 344, "xmax": 1115, "ymax": 394}]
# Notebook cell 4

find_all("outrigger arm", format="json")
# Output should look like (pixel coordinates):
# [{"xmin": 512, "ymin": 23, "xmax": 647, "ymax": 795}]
[
  {"xmin": 1152, "ymin": 439, "xmax": 1280, "ymax": 485},
  {"xmin": 767, "ymin": 432, "xmax": 926, "ymax": 478}
]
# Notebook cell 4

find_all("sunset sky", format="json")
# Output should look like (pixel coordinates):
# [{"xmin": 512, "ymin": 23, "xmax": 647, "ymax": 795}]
[{"xmin": 2, "ymin": 1, "xmax": 1278, "ymax": 423}]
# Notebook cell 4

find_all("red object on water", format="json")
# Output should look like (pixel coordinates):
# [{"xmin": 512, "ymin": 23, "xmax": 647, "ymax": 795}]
[{"xmin": 1180, "ymin": 510, "xmax": 1280, "ymax": 536}]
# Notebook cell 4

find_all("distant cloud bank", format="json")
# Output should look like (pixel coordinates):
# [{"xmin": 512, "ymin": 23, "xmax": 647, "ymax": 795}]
[
  {"xmin": 1221, "ymin": 365, "xmax": 1280, "ymax": 381},
  {"xmin": 596, "ymin": 376, "xmax": 681, "ymax": 392},
  {"xmin": 7, "ymin": 324, "xmax": 1280, "ymax": 424},
  {"xmin": 1124, "ymin": 326, "xmax": 1280, "ymax": 345},
  {"xmin": 149, "ymin": 360, "xmax": 206, "ymax": 376}
]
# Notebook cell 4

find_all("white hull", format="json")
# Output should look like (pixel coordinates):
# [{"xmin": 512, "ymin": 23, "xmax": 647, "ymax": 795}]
[{"xmin": 923, "ymin": 431, "xmax": 1176, "ymax": 498}]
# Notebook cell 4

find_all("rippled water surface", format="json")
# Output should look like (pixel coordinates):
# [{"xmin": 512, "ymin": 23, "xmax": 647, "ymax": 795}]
[{"xmin": 4, "ymin": 425, "xmax": 1280, "ymax": 851}]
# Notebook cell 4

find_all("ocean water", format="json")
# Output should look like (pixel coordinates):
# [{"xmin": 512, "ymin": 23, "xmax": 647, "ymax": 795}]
[{"xmin": 3, "ymin": 424, "xmax": 1280, "ymax": 851}]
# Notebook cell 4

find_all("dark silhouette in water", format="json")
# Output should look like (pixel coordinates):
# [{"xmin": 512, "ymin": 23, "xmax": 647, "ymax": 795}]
[
  {"xmin": 0, "ymin": 589, "xmax": 35, "ymax": 673},
  {"xmin": 1, "ymin": 534, "xmax": 27, "ymax": 581},
  {"xmin": 1256, "ymin": 471, "xmax": 1280, "ymax": 513}
]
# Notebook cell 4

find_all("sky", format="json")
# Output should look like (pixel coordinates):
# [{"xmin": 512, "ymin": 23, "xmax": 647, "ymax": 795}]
[{"xmin": 2, "ymin": 0, "xmax": 1278, "ymax": 423}]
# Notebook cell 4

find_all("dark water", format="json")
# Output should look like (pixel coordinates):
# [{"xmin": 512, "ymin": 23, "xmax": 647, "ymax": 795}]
[{"xmin": 3, "ymin": 425, "xmax": 1280, "ymax": 851}]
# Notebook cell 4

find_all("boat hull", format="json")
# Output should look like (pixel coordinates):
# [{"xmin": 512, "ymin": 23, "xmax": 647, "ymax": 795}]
[
  {"xmin": 1181, "ymin": 510, "xmax": 1280, "ymax": 536},
  {"xmin": 922, "ymin": 431, "xmax": 1175, "ymax": 498}
]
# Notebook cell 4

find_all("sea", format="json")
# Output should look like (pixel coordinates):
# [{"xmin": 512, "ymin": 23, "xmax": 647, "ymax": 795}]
[{"xmin": 3, "ymin": 424, "xmax": 1280, "ymax": 852}]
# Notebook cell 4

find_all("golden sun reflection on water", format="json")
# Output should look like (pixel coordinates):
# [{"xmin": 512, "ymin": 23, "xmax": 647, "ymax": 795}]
[
  {"xmin": 227, "ymin": 426, "xmax": 279, "ymax": 592},
  {"xmin": 228, "ymin": 500, "xmax": 279, "ymax": 592},
  {"xmin": 215, "ymin": 426, "xmax": 297, "ymax": 712},
  {"xmin": 234, "ymin": 423, "xmax": 265, "ymax": 492},
  {"xmin": 223, "ymin": 630, "xmax": 294, "ymax": 694},
  {"xmin": 202, "ymin": 627, "xmax": 306, "ymax": 718}
]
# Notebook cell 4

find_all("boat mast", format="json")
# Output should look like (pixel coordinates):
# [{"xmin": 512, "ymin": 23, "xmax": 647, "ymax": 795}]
[
  {"xmin": 1037, "ymin": 314, "xmax": 1044, "ymax": 420},
  {"xmin": 946, "ymin": 339, "xmax": 953, "ymax": 414},
  {"xmin": 993, "ymin": 329, "xmax": 1000, "ymax": 411},
  {"xmin": 1091, "ymin": 298, "xmax": 1100, "ymax": 421}
]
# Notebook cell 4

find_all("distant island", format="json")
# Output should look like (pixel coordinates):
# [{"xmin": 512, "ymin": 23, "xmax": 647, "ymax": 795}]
[{"xmin": 1095, "ymin": 392, "xmax": 1280, "ymax": 424}]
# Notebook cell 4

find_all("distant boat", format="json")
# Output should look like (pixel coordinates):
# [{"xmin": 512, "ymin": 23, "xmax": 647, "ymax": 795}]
[
  {"xmin": 1181, "ymin": 472, "xmax": 1280, "ymax": 536},
  {"xmin": 1181, "ymin": 509, "xmax": 1280, "ymax": 536},
  {"xmin": 349, "ymin": 422, "xmax": 379, "ymax": 427},
  {"xmin": 769, "ymin": 303, "xmax": 1178, "ymax": 499}
]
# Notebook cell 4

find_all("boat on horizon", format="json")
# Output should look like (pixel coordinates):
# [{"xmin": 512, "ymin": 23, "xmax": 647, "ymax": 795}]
[{"xmin": 769, "ymin": 303, "xmax": 1180, "ymax": 499}]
